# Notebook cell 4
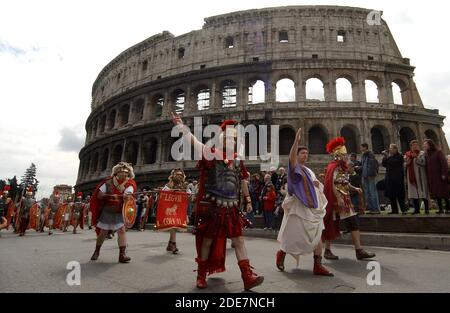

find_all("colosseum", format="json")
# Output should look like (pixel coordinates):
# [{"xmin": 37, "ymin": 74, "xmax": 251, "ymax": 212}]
[{"xmin": 76, "ymin": 5, "xmax": 449, "ymax": 193}]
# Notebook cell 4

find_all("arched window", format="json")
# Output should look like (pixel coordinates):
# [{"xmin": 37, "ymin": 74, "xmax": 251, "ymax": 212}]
[
  {"xmin": 248, "ymin": 80, "xmax": 265, "ymax": 104},
  {"xmin": 112, "ymin": 145, "xmax": 123, "ymax": 165},
  {"xmin": 399, "ymin": 127, "xmax": 416, "ymax": 154},
  {"xmin": 392, "ymin": 82, "xmax": 403, "ymax": 105},
  {"xmin": 279, "ymin": 128, "xmax": 296, "ymax": 155},
  {"xmin": 197, "ymin": 87, "xmax": 210, "ymax": 111},
  {"xmin": 340, "ymin": 126, "xmax": 358, "ymax": 154},
  {"xmin": 119, "ymin": 104, "xmax": 130, "ymax": 126},
  {"xmin": 125, "ymin": 141, "xmax": 139, "ymax": 165},
  {"xmin": 308, "ymin": 126, "xmax": 328, "ymax": 154},
  {"xmin": 92, "ymin": 122, "xmax": 98, "ymax": 139},
  {"xmin": 425, "ymin": 130, "xmax": 439, "ymax": 147},
  {"xmin": 306, "ymin": 78, "xmax": 325, "ymax": 101},
  {"xmin": 365, "ymin": 80, "xmax": 379, "ymax": 103},
  {"xmin": 85, "ymin": 157, "xmax": 91, "ymax": 176},
  {"xmin": 91, "ymin": 152, "xmax": 99, "ymax": 173},
  {"xmin": 174, "ymin": 89, "xmax": 185, "ymax": 114},
  {"xmin": 336, "ymin": 78, "xmax": 353, "ymax": 102},
  {"xmin": 371, "ymin": 127, "xmax": 387, "ymax": 154},
  {"xmin": 153, "ymin": 95, "xmax": 164, "ymax": 118},
  {"xmin": 100, "ymin": 149, "xmax": 109, "ymax": 171},
  {"xmin": 143, "ymin": 138, "xmax": 158, "ymax": 165},
  {"xmin": 133, "ymin": 99, "xmax": 145, "ymax": 121},
  {"xmin": 276, "ymin": 78, "xmax": 295, "ymax": 102},
  {"xmin": 222, "ymin": 80, "xmax": 237, "ymax": 108},
  {"xmin": 107, "ymin": 110, "xmax": 116, "ymax": 130},
  {"xmin": 98, "ymin": 115, "xmax": 106, "ymax": 135}
]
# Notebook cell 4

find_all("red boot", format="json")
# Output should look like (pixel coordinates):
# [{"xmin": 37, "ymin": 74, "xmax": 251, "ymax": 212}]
[
  {"xmin": 276, "ymin": 250, "xmax": 286, "ymax": 271},
  {"xmin": 238, "ymin": 259, "xmax": 264, "ymax": 290},
  {"xmin": 196, "ymin": 259, "xmax": 208, "ymax": 289},
  {"xmin": 313, "ymin": 255, "xmax": 334, "ymax": 277}
]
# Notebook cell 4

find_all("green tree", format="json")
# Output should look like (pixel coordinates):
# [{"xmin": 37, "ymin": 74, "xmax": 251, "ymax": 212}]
[{"xmin": 20, "ymin": 163, "xmax": 39, "ymax": 196}]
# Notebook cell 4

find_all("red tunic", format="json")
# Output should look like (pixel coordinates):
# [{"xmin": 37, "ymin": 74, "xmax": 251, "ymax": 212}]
[
  {"xmin": 322, "ymin": 160, "xmax": 349, "ymax": 241},
  {"xmin": 194, "ymin": 148, "xmax": 249, "ymax": 275},
  {"xmin": 90, "ymin": 176, "xmax": 137, "ymax": 235}
]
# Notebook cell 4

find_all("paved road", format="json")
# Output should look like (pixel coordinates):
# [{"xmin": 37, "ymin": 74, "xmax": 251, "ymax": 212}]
[{"xmin": 1, "ymin": 228, "xmax": 449, "ymax": 293}]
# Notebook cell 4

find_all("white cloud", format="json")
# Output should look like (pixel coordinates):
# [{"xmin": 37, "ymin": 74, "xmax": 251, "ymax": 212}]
[{"xmin": 1, "ymin": 0, "xmax": 450, "ymax": 198}]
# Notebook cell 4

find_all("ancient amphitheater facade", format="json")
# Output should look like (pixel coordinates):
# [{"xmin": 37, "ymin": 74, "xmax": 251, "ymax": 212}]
[{"xmin": 76, "ymin": 6, "xmax": 449, "ymax": 192}]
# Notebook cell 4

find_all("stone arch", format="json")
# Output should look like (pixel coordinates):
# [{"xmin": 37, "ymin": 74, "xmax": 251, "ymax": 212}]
[
  {"xmin": 133, "ymin": 98, "xmax": 145, "ymax": 122},
  {"xmin": 91, "ymin": 121, "xmax": 98, "ymax": 139},
  {"xmin": 391, "ymin": 78, "xmax": 409, "ymax": 105},
  {"xmin": 100, "ymin": 148, "xmax": 109, "ymax": 171},
  {"xmin": 248, "ymin": 79, "xmax": 265, "ymax": 104},
  {"xmin": 125, "ymin": 141, "xmax": 139, "ymax": 165},
  {"xmin": 308, "ymin": 125, "xmax": 328, "ymax": 154},
  {"xmin": 306, "ymin": 77, "xmax": 325, "ymax": 101},
  {"xmin": 276, "ymin": 78, "xmax": 296, "ymax": 102},
  {"xmin": 167, "ymin": 135, "xmax": 182, "ymax": 162},
  {"xmin": 365, "ymin": 79, "xmax": 380, "ymax": 103},
  {"xmin": 91, "ymin": 151, "xmax": 99, "ymax": 173},
  {"xmin": 336, "ymin": 77, "xmax": 353, "ymax": 102},
  {"xmin": 221, "ymin": 79, "xmax": 237, "ymax": 108},
  {"xmin": 425, "ymin": 129, "xmax": 440, "ymax": 147},
  {"xmin": 143, "ymin": 137, "xmax": 158, "ymax": 165},
  {"xmin": 195, "ymin": 84, "xmax": 210, "ymax": 111},
  {"xmin": 112, "ymin": 144, "xmax": 123, "ymax": 165},
  {"xmin": 340, "ymin": 125, "xmax": 359, "ymax": 154},
  {"xmin": 172, "ymin": 89, "xmax": 185, "ymax": 114},
  {"xmin": 371, "ymin": 125, "xmax": 390, "ymax": 154},
  {"xmin": 107, "ymin": 109, "xmax": 116, "ymax": 130},
  {"xmin": 399, "ymin": 127, "xmax": 417, "ymax": 154},
  {"xmin": 98, "ymin": 115, "xmax": 106, "ymax": 135},
  {"xmin": 84, "ymin": 156, "xmax": 91, "ymax": 177},
  {"xmin": 119, "ymin": 103, "xmax": 130, "ymax": 126},
  {"xmin": 151, "ymin": 94, "xmax": 164, "ymax": 118},
  {"xmin": 279, "ymin": 127, "xmax": 296, "ymax": 155}
]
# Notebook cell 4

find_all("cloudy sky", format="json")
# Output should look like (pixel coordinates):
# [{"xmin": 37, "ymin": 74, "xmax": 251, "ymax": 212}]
[{"xmin": 1, "ymin": 0, "xmax": 449, "ymax": 198}]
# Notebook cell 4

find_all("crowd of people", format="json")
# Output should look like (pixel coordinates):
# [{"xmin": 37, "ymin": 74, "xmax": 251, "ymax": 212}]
[{"xmin": 1, "ymin": 112, "xmax": 450, "ymax": 291}]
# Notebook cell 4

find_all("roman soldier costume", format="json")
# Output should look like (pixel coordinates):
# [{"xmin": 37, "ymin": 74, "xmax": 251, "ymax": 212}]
[
  {"xmin": 322, "ymin": 137, "xmax": 376, "ymax": 260},
  {"xmin": 18, "ymin": 187, "xmax": 35, "ymax": 236},
  {"xmin": 161, "ymin": 168, "xmax": 190, "ymax": 254},
  {"xmin": 47, "ymin": 191, "xmax": 62, "ymax": 235},
  {"xmin": 90, "ymin": 162, "xmax": 137, "ymax": 263},
  {"xmin": 172, "ymin": 113, "xmax": 263, "ymax": 291},
  {"xmin": 71, "ymin": 192, "xmax": 85, "ymax": 234}
]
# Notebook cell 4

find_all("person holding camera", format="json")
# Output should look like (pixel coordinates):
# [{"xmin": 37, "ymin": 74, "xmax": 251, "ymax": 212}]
[{"xmin": 382, "ymin": 144, "xmax": 407, "ymax": 214}]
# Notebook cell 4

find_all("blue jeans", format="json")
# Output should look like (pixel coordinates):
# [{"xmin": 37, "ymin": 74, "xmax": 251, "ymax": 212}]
[
  {"xmin": 362, "ymin": 177, "xmax": 380, "ymax": 213},
  {"xmin": 246, "ymin": 211, "xmax": 255, "ymax": 228},
  {"xmin": 263, "ymin": 211, "xmax": 274, "ymax": 229}
]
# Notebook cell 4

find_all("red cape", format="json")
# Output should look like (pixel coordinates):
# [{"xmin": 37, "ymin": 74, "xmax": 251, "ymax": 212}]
[
  {"xmin": 90, "ymin": 176, "xmax": 137, "ymax": 235},
  {"xmin": 193, "ymin": 151, "xmax": 249, "ymax": 276},
  {"xmin": 322, "ymin": 160, "xmax": 343, "ymax": 241}
]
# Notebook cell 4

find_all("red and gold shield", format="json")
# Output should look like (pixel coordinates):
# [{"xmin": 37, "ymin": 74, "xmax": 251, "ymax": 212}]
[
  {"xmin": 44, "ymin": 207, "xmax": 51, "ymax": 228},
  {"xmin": 122, "ymin": 197, "xmax": 137, "ymax": 229},
  {"xmin": 155, "ymin": 190, "xmax": 188, "ymax": 231},
  {"xmin": 6, "ymin": 200, "xmax": 17, "ymax": 230},
  {"xmin": 27, "ymin": 203, "xmax": 40, "ymax": 230},
  {"xmin": 53, "ymin": 204, "xmax": 66, "ymax": 229}
]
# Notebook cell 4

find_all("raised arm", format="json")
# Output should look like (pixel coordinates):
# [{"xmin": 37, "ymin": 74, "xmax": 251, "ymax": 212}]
[
  {"xmin": 171, "ymin": 112, "xmax": 205, "ymax": 156},
  {"xmin": 289, "ymin": 128, "xmax": 302, "ymax": 169}
]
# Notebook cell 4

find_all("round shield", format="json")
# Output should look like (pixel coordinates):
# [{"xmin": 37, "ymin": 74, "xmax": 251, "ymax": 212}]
[{"xmin": 122, "ymin": 197, "xmax": 137, "ymax": 229}]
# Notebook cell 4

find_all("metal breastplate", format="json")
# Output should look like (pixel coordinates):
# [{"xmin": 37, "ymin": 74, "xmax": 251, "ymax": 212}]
[
  {"xmin": 335, "ymin": 169, "xmax": 350, "ymax": 195},
  {"xmin": 103, "ymin": 181, "xmax": 122, "ymax": 213},
  {"xmin": 73, "ymin": 202, "xmax": 83, "ymax": 214},
  {"xmin": 50, "ymin": 201, "xmax": 59, "ymax": 212},
  {"xmin": 204, "ymin": 160, "xmax": 240, "ymax": 208},
  {"xmin": 23, "ymin": 198, "xmax": 34, "ymax": 210}
]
